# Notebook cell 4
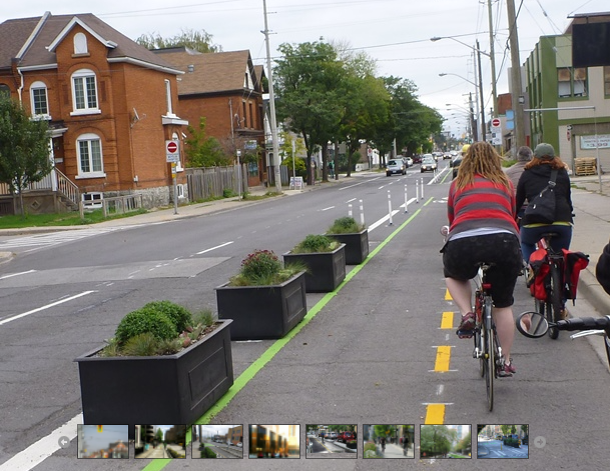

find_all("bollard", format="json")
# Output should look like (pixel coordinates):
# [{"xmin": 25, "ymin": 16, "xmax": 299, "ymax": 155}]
[
  {"xmin": 404, "ymin": 184, "xmax": 408, "ymax": 213},
  {"xmin": 387, "ymin": 190, "xmax": 393, "ymax": 225},
  {"xmin": 348, "ymin": 203, "xmax": 353, "ymax": 218},
  {"xmin": 420, "ymin": 177, "xmax": 424, "ymax": 199},
  {"xmin": 359, "ymin": 199, "xmax": 365, "ymax": 226},
  {"xmin": 415, "ymin": 180, "xmax": 419, "ymax": 203}
]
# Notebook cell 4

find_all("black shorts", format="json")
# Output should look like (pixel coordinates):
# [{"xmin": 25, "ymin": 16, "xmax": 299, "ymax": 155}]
[{"xmin": 442, "ymin": 233, "xmax": 523, "ymax": 308}]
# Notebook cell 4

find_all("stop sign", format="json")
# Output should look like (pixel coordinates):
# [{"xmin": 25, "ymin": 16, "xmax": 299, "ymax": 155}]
[
  {"xmin": 492, "ymin": 118, "xmax": 501, "ymax": 127},
  {"xmin": 167, "ymin": 141, "xmax": 178, "ymax": 153}
]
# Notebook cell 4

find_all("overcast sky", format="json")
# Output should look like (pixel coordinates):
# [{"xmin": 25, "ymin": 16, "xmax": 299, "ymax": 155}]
[{"xmin": 3, "ymin": 0, "xmax": 610, "ymax": 137}]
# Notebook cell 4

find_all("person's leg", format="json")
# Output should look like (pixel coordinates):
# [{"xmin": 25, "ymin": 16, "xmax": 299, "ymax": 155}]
[
  {"xmin": 493, "ymin": 306, "xmax": 514, "ymax": 364},
  {"xmin": 549, "ymin": 225, "xmax": 573, "ymax": 252},
  {"xmin": 520, "ymin": 226, "xmax": 540, "ymax": 262},
  {"xmin": 445, "ymin": 277, "xmax": 473, "ymax": 314}
]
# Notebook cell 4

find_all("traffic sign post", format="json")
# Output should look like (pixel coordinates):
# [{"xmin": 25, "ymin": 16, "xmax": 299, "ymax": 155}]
[
  {"xmin": 166, "ymin": 140, "xmax": 180, "ymax": 163},
  {"xmin": 492, "ymin": 118, "xmax": 501, "ymax": 127}
]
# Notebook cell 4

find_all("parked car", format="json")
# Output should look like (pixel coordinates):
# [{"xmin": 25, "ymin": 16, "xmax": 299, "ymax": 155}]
[
  {"xmin": 328, "ymin": 432, "xmax": 338, "ymax": 440},
  {"xmin": 386, "ymin": 158, "xmax": 406, "ymax": 176},
  {"xmin": 522, "ymin": 436, "xmax": 528, "ymax": 445},
  {"xmin": 237, "ymin": 442, "xmax": 243, "ymax": 448},
  {"xmin": 336, "ymin": 431, "xmax": 356, "ymax": 443},
  {"xmin": 450, "ymin": 154, "xmax": 464, "ymax": 178},
  {"xmin": 421, "ymin": 156, "xmax": 437, "ymax": 173}
]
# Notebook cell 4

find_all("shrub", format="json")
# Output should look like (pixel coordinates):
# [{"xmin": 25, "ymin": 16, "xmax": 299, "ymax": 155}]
[
  {"xmin": 201, "ymin": 447, "xmax": 217, "ymax": 458},
  {"xmin": 326, "ymin": 216, "xmax": 364, "ymax": 234},
  {"xmin": 291, "ymin": 234, "xmax": 338, "ymax": 253},
  {"xmin": 121, "ymin": 333, "xmax": 160, "ymax": 356},
  {"xmin": 141, "ymin": 301, "xmax": 192, "ymax": 333},
  {"xmin": 229, "ymin": 250, "xmax": 304, "ymax": 286},
  {"xmin": 115, "ymin": 308, "xmax": 177, "ymax": 344}
]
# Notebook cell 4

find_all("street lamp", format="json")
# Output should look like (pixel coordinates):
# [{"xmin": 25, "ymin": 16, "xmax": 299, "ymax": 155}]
[{"xmin": 439, "ymin": 73, "xmax": 486, "ymax": 140}]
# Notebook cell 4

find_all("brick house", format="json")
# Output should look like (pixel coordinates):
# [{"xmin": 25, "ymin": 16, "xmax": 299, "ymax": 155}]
[
  {"xmin": 151, "ymin": 47, "xmax": 267, "ymax": 187},
  {"xmin": 0, "ymin": 12, "xmax": 189, "ymax": 213}
]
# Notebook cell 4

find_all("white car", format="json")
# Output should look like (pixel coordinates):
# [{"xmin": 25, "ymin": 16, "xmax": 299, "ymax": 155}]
[{"xmin": 386, "ymin": 158, "xmax": 406, "ymax": 176}]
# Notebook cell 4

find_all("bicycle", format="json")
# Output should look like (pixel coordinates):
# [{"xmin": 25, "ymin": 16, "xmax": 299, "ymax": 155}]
[
  {"xmin": 530, "ymin": 233, "xmax": 566, "ymax": 340},
  {"xmin": 468, "ymin": 263, "xmax": 505, "ymax": 411}
]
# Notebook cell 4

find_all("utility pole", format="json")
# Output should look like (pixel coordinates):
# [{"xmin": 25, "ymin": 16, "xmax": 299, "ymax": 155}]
[
  {"xmin": 506, "ymin": 0, "xmax": 526, "ymax": 154},
  {"xmin": 262, "ymin": 0, "xmax": 282, "ymax": 193},
  {"xmin": 487, "ymin": 0, "xmax": 498, "ymax": 119},
  {"xmin": 476, "ymin": 40, "xmax": 487, "ymax": 141}
]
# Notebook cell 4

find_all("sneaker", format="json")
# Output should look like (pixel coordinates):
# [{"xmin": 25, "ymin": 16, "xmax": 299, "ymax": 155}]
[
  {"xmin": 456, "ymin": 312, "xmax": 476, "ymax": 339},
  {"xmin": 560, "ymin": 307, "xmax": 569, "ymax": 320},
  {"xmin": 498, "ymin": 361, "xmax": 515, "ymax": 377}
]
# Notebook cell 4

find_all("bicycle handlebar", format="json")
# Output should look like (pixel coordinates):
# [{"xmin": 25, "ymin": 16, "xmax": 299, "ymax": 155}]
[{"xmin": 556, "ymin": 317, "xmax": 609, "ymax": 335}]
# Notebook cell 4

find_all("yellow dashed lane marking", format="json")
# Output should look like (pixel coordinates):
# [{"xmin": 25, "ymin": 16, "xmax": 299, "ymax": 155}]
[
  {"xmin": 441, "ymin": 311, "xmax": 454, "ymax": 329},
  {"xmin": 444, "ymin": 289, "xmax": 453, "ymax": 300},
  {"xmin": 434, "ymin": 346, "xmax": 451, "ymax": 372},
  {"xmin": 425, "ymin": 404, "xmax": 446, "ymax": 424}
]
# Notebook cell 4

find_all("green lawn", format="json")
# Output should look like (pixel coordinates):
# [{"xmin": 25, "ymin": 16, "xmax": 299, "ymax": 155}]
[{"xmin": 0, "ymin": 208, "xmax": 147, "ymax": 229}]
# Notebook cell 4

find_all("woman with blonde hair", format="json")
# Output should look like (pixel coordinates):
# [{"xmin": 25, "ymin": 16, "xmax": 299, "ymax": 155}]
[{"xmin": 441, "ymin": 141, "xmax": 523, "ymax": 376}]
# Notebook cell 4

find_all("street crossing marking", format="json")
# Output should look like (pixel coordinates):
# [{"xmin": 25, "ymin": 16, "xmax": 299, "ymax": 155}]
[{"xmin": 0, "ymin": 226, "xmax": 130, "ymax": 250}]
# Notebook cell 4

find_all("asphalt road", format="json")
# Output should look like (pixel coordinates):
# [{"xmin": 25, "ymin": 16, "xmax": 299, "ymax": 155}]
[
  {"xmin": 477, "ymin": 439, "xmax": 528, "ymax": 459},
  {"xmin": 0, "ymin": 168, "xmax": 609, "ymax": 471}
]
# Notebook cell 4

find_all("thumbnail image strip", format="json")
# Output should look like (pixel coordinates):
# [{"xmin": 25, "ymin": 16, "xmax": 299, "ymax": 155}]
[
  {"xmin": 77, "ymin": 425, "xmax": 129, "ymax": 459},
  {"xmin": 419, "ymin": 424, "xmax": 471, "ymax": 459},
  {"xmin": 134, "ymin": 425, "xmax": 186, "ymax": 458},
  {"xmin": 363, "ymin": 425, "xmax": 414, "ymax": 459},
  {"xmin": 248, "ymin": 424, "xmax": 300, "ymax": 458},
  {"xmin": 477, "ymin": 424, "xmax": 529, "ymax": 459},
  {"xmin": 191, "ymin": 425, "xmax": 243, "ymax": 458},
  {"xmin": 306, "ymin": 425, "xmax": 358, "ymax": 458}
]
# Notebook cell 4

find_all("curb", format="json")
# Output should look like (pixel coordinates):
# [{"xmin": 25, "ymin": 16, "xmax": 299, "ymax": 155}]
[{"xmin": 577, "ymin": 269, "xmax": 610, "ymax": 317}]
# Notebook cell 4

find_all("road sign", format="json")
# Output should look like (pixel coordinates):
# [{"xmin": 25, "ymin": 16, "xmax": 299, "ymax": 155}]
[
  {"xmin": 166, "ymin": 140, "xmax": 179, "ymax": 163},
  {"xmin": 492, "ymin": 118, "xmax": 501, "ymax": 127}
]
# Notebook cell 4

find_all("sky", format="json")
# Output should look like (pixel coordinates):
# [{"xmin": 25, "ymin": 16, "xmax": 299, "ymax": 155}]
[{"xmin": 3, "ymin": 0, "xmax": 611, "ymax": 137}]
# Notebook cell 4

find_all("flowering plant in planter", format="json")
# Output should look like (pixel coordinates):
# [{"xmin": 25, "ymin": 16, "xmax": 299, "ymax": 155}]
[{"xmin": 228, "ymin": 249, "xmax": 304, "ymax": 286}]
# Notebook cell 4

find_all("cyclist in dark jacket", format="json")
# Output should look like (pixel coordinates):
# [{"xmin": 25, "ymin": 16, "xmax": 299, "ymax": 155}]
[{"xmin": 515, "ymin": 143, "xmax": 573, "ymax": 262}]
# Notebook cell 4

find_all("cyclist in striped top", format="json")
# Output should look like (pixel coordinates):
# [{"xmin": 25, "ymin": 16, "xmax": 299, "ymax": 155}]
[{"xmin": 441, "ymin": 141, "xmax": 523, "ymax": 376}]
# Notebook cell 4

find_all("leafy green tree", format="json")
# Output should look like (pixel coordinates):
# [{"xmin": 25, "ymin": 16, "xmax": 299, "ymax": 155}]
[
  {"xmin": 184, "ymin": 117, "xmax": 230, "ymax": 167},
  {"xmin": 0, "ymin": 96, "xmax": 51, "ymax": 217},
  {"xmin": 501, "ymin": 425, "xmax": 510, "ymax": 436},
  {"xmin": 420, "ymin": 426, "xmax": 455, "ymax": 457},
  {"xmin": 455, "ymin": 431, "xmax": 471, "ymax": 454},
  {"xmin": 135, "ymin": 29, "xmax": 222, "ymax": 53},
  {"xmin": 275, "ymin": 41, "xmax": 347, "ymax": 185},
  {"xmin": 510, "ymin": 425, "xmax": 517, "ymax": 434},
  {"xmin": 521, "ymin": 425, "xmax": 528, "ymax": 437},
  {"xmin": 155, "ymin": 428, "xmax": 163, "ymax": 443}
]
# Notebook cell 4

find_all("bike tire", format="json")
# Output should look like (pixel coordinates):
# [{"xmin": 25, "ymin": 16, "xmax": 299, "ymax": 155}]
[
  {"xmin": 483, "ymin": 299, "xmax": 495, "ymax": 411},
  {"xmin": 547, "ymin": 264, "xmax": 562, "ymax": 340},
  {"xmin": 479, "ymin": 322, "xmax": 486, "ymax": 378}
]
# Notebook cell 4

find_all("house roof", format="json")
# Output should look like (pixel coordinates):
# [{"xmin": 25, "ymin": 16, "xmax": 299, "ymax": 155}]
[
  {"xmin": 152, "ymin": 48, "xmax": 257, "ymax": 95},
  {"xmin": 0, "ymin": 12, "xmax": 180, "ymax": 74}
]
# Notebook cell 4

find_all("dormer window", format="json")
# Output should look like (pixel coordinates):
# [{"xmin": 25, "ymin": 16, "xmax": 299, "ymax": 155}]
[
  {"xmin": 30, "ymin": 81, "xmax": 50, "ymax": 118},
  {"xmin": 74, "ymin": 33, "xmax": 88, "ymax": 54}
]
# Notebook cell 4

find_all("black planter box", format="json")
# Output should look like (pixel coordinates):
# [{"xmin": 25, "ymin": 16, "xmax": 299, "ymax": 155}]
[
  {"xmin": 327, "ymin": 230, "xmax": 369, "ymax": 264},
  {"xmin": 75, "ymin": 320, "xmax": 233, "ymax": 437},
  {"xmin": 215, "ymin": 271, "xmax": 307, "ymax": 340},
  {"xmin": 283, "ymin": 244, "xmax": 346, "ymax": 292}
]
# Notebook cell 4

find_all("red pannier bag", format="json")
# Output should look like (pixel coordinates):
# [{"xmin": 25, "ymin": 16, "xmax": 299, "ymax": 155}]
[
  {"xmin": 529, "ymin": 247, "xmax": 549, "ymax": 301},
  {"xmin": 561, "ymin": 249, "xmax": 589, "ymax": 303}
]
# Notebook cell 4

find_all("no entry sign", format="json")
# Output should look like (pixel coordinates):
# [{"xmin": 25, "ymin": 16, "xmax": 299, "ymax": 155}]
[
  {"xmin": 166, "ymin": 140, "xmax": 179, "ymax": 162},
  {"xmin": 492, "ymin": 118, "xmax": 501, "ymax": 127}
]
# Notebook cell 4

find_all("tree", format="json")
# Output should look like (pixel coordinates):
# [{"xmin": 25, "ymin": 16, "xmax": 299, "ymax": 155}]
[
  {"xmin": 275, "ymin": 41, "xmax": 347, "ymax": 185},
  {"xmin": 135, "ymin": 29, "xmax": 222, "ymax": 53},
  {"xmin": 501, "ymin": 425, "xmax": 510, "ymax": 436},
  {"xmin": 155, "ymin": 428, "xmax": 163, "ymax": 443},
  {"xmin": 184, "ymin": 117, "xmax": 230, "ymax": 167},
  {"xmin": 0, "ymin": 96, "xmax": 51, "ymax": 217},
  {"xmin": 420, "ymin": 426, "xmax": 455, "ymax": 457}
]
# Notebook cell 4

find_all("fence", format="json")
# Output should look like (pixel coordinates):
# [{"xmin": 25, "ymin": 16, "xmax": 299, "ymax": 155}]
[
  {"xmin": 186, "ymin": 165, "xmax": 248, "ymax": 201},
  {"xmin": 79, "ymin": 194, "xmax": 144, "ymax": 219}
]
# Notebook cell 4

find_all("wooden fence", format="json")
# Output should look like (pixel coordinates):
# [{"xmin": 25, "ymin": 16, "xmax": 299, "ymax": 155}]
[{"xmin": 186, "ymin": 165, "xmax": 249, "ymax": 201}]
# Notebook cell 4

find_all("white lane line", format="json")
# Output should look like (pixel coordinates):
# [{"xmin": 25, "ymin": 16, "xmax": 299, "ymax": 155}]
[
  {"xmin": 346, "ymin": 198, "xmax": 357, "ymax": 203},
  {"xmin": 320, "ymin": 206, "xmax": 335, "ymax": 211},
  {"xmin": 337, "ymin": 177, "xmax": 381, "ymax": 190},
  {"xmin": 0, "ymin": 270, "xmax": 36, "ymax": 280},
  {"xmin": 0, "ymin": 414, "xmax": 82, "ymax": 471},
  {"xmin": 196, "ymin": 241, "xmax": 234, "ymax": 255},
  {"xmin": 368, "ymin": 210, "xmax": 400, "ymax": 232},
  {"xmin": 0, "ymin": 291, "xmax": 96, "ymax": 326},
  {"xmin": 399, "ymin": 198, "xmax": 417, "ymax": 209}
]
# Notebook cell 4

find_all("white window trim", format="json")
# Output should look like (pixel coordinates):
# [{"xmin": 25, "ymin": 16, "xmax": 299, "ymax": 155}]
[
  {"xmin": 74, "ymin": 32, "xmax": 88, "ymax": 54},
  {"xmin": 82, "ymin": 192, "xmax": 103, "ymax": 208},
  {"xmin": 30, "ymin": 81, "xmax": 51, "ymax": 118},
  {"xmin": 70, "ymin": 69, "xmax": 99, "ymax": 115},
  {"xmin": 76, "ymin": 133, "xmax": 106, "ymax": 179}
]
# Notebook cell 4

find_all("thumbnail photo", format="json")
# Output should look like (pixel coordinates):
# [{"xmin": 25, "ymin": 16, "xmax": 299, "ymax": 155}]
[
  {"xmin": 192, "ymin": 425, "xmax": 243, "ymax": 458},
  {"xmin": 77, "ymin": 425, "xmax": 128, "ymax": 459},
  {"xmin": 248, "ymin": 424, "xmax": 299, "ymax": 458},
  {"xmin": 477, "ymin": 424, "xmax": 529, "ymax": 459},
  {"xmin": 419, "ymin": 424, "xmax": 471, "ymax": 459},
  {"xmin": 134, "ymin": 425, "xmax": 186, "ymax": 459},
  {"xmin": 306, "ymin": 425, "xmax": 357, "ymax": 458},
  {"xmin": 363, "ymin": 425, "xmax": 414, "ymax": 459}
]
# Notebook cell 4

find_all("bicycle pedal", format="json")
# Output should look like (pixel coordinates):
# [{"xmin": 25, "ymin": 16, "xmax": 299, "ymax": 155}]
[{"xmin": 456, "ymin": 329, "xmax": 474, "ymax": 339}]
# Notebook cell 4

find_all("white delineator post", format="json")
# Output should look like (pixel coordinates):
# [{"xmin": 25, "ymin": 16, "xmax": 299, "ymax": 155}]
[
  {"xmin": 420, "ymin": 177, "xmax": 424, "ymax": 199},
  {"xmin": 359, "ymin": 199, "xmax": 365, "ymax": 226},
  {"xmin": 387, "ymin": 190, "xmax": 393, "ymax": 225},
  {"xmin": 415, "ymin": 180, "xmax": 419, "ymax": 203},
  {"xmin": 348, "ymin": 204, "xmax": 353, "ymax": 218},
  {"xmin": 404, "ymin": 184, "xmax": 408, "ymax": 213}
]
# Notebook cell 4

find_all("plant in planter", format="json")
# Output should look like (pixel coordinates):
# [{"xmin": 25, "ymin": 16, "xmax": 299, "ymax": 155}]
[
  {"xmin": 283, "ymin": 234, "xmax": 346, "ymax": 292},
  {"xmin": 75, "ymin": 301, "xmax": 233, "ymax": 437},
  {"xmin": 326, "ymin": 216, "xmax": 369, "ymax": 265},
  {"xmin": 216, "ymin": 250, "xmax": 308, "ymax": 340}
]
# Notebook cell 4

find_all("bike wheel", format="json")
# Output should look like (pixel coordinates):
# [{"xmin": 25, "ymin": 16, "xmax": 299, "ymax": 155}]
[
  {"xmin": 484, "ymin": 300, "xmax": 495, "ymax": 411},
  {"xmin": 547, "ymin": 265, "xmax": 562, "ymax": 340},
  {"xmin": 479, "ymin": 322, "xmax": 486, "ymax": 378}
]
